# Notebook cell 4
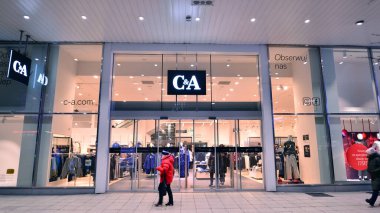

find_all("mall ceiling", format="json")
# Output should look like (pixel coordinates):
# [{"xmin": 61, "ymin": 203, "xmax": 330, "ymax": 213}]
[{"xmin": 0, "ymin": 0, "xmax": 380, "ymax": 46}]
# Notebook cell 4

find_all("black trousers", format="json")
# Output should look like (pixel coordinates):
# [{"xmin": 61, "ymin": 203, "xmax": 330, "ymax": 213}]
[
  {"xmin": 158, "ymin": 184, "xmax": 173, "ymax": 204},
  {"xmin": 369, "ymin": 190, "xmax": 379, "ymax": 205}
]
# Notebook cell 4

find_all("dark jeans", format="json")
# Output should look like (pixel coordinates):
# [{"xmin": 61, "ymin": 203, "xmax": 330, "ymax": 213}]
[
  {"xmin": 158, "ymin": 184, "xmax": 173, "ymax": 204},
  {"xmin": 210, "ymin": 172, "xmax": 226, "ymax": 184},
  {"xmin": 369, "ymin": 190, "xmax": 379, "ymax": 205}
]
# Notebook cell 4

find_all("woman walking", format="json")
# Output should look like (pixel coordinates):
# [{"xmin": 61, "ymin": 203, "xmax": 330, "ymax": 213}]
[
  {"xmin": 155, "ymin": 150, "xmax": 174, "ymax": 207},
  {"xmin": 366, "ymin": 142, "xmax": 380, "ymax": 207}
]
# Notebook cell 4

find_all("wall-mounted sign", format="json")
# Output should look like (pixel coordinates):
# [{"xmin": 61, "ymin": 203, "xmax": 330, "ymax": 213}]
[
  {"xmin": 7, "ymin": 50, "xmax": 31, "ymax": 85},
  {"xmin": 167, "ymin": 70, "xmax": 206, "ymax": 95},
  {"xmin": 304, "ymin": 145, "xmax": 310, "ymax": 157},
  {"xmin": 303, "ymin": 97, "xmax": 320, "ymax": 106}
]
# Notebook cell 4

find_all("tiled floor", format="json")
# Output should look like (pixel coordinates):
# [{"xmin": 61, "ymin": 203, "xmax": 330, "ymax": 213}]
[{"xmin": 0, "ymin": 191, "xmax": 379, "ymax": 212}]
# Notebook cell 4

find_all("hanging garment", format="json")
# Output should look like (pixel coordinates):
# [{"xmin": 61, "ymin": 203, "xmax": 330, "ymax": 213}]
[
  {"xmin": 61, "ymin": 156, "xmax": 83, "ymax": 180},
  {"xmin": 143, "ymin": 153, "xmax": 156, "ymax": 174},
  {"xmin": 244, "ymin": 155, "xmax": 250, "ymax": 170},
  {"xmin": 179, "ymin": 149, "xmax": 190, "ymax": 178},
  {"xmin": 284, "ymin": 154, "xmax": 300, "ymax": 180}
]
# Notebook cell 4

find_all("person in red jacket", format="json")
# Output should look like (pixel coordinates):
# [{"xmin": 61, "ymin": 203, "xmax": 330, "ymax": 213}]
[{"xmin": 155, "ymin": 150, "xmax": 175, "ymax": 207}]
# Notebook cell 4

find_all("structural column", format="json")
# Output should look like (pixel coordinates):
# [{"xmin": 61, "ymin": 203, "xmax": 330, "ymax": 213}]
[
  {"xmin": 259, "ymin": 45, "xmax": 277, "ymax": 192},
  {"xmin": 95, "ymin": 43, "xmax": 113, "ymax": 193}
]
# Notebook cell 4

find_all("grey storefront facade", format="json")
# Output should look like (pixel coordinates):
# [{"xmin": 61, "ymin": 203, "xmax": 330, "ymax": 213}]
[{"xmin": 0, "ymin": 42, "xmax": 379, "ymax": 194}]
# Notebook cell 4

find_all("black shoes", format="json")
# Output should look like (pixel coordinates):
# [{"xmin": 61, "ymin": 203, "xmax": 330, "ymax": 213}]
[
  {"xmin": 154, "ymin": 203, "xmax": 162, "ymax": 207},
  {"xmin": 365, "ymin": 199, "xmax": 374, "ymax": 207},
  {"xmin": 165, "ymin": 202, "xmax": 174, "ymax": 206}
]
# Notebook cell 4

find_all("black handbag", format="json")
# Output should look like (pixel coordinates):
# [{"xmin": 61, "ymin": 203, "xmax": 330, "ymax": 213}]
[{"xmin": 158, "ymin": 174, "xmax": 167, "ymax": 196}]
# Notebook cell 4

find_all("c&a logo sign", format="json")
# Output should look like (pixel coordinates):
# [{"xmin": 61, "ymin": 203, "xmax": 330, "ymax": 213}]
[
  {"xmin": 7, "ymin": 50, "xmax": 31, "ymax": 85},
  {"xmin": 167, "ymin": 70, "xmax": 206, "ymax": 95}
]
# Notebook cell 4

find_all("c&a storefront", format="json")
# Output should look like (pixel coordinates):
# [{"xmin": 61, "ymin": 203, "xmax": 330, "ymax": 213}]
[{"xmin": 0, "ymin": 42, "xmax": 379, "ymax": 194}]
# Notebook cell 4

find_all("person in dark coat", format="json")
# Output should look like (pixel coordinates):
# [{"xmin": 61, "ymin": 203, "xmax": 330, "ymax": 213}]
[
  {"xmin": 208, "ymin": 145, "xmax": 229, "ymax": 187},
  {"xmin": 365, "ymin": 145, "xmax": 380, "ymax": 207},
  {"xmin": 155, "ymin": 150, "xmax": 175, "ymax": 207}
]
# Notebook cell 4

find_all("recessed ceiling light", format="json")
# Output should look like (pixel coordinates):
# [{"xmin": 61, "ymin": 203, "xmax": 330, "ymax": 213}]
[
  {"xmin": 74, "ymin": 58, "xmax": 78, "ymax": 61},
  {"xmin": 303, "ymin": 62, "xmax": 307, "ymax": 64},
  {"xmin": 229, "ymin": 88, "xmax": 234, "ymax": 92},
  {"xmin": 275, "ymin": 72, "xmax": 279, "ymax": 75},
  {"xmin": 115, "ymin": 93, "xmax": 119, "ymax": 96},
  {"xmin": 79, "ymin": 93, "xmax": 83, "ymax": 96},
  {"xmin": 139, "ymin": 16, "xmax": 144, "ymax": 21},
  {"xmin": 304, "ymin": 19, "xmax": 310, "ymax": 24},
  {"xmin": 129, "ymin": 76, "xmax": 134, "ymax": 79},
  {"xmin": 137, "ymin": 88, "xmax": 142, "ymax": 91},
  {"xmin": 145, "ymin": 97, "xmax": 148, "ymax": 100},
  {"xmin": 275, "ymin": 77, "xmax": 280, "ymax": 80},
  {"xmin": 256, "ymin": 76, "xmax": 259, "ymax": 79},
  {"xmin": 35, "ymin": 58, "xmax": 39, "ymax": 61},
  {"xmin": 123, "ymin": 100, "xmax": 127, "ymax": 102},
  {"xmin": 234, "ymin": 82, "xmax": 239, "ymax": 85},
  {"xmin": 190, "ymin": 64, "xmax": 194, "ymax": 67},
  {"xmin": 75, "ymin": 123, "xmax": 78, "ymax": 126},
  {"xmin": 157, "ymin": 76, "xmax": 161, "ymax": 79},
  {"xmin": 93, "ymin": 75, "xmax": 98, "ymax": 79},
  {"xmin": 237, "ymin": 74, "xmax": 240, "ymax": 77},
  {"xmin": 339, "ymin": 61, "xmax": 344, "ymax": 65},
  {"xmin": 141, "ymin": 74, "xmax": 145, "ymax": 77},
  {"xmin": 76, "ymin": 86, "xmax": 80, "ymax": 89},
  {"xmin": 206, "ymin": 74, "xmax": 209, "ymax": 76},
  {"xmin": 81, "ymin": 16, "xmax": 87, "ymax": 20},
  {"xmin": 253, "ymin": 94, "xmax": 257, "ymax": 97},
  {"xmin": 117, "ymin": 63, "xmax": 121, "ymax": 66},
  {"xmin": 23, "ymin": 15, "xmax": 30, "ymax": 20},
  {"xmin": 250, "ymin": 18, "xmax": 256, "ymax": 22},
  {"xmin": 195, "ymin": 17, "xmax": 200, "ymax": 22},
  {"xmin": 375, "ymin": 62, "xmax": 379, "ymax": 65},
  {"xmin": 226, "ymin": 64, "xmax": 230, "ymax": 67},
  {"xmin": 239, "ymin": 77, "xmax": 243, "ymax": 80},
  {"xmin": 212, "ymin": 77, "xmax": 216, "ymax": 79},
  {"xmin": 207, "ymin": 88, "xmax": 211, "ymax": 91},
  {"xmin": 154, "ymin": 64, "xmax": 158, "ymax": 67},
  {"xmin": 355, "ymin": 20, "xmax": 364, "ymax": 26}
]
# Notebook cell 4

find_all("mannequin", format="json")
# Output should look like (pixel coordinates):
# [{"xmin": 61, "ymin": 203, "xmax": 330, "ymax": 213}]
[{"xmin": 283, "ymin": 135, "xmax": 300, "ymax": 181}]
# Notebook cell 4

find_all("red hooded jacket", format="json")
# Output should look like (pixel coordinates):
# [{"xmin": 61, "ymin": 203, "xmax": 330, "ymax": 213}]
[{"xmin": 156, "ymin": 155, "xmax": 174, "ymax": 184}]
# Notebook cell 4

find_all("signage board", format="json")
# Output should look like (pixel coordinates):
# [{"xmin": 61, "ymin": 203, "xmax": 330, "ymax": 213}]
[
  {"xmin": 7, "ymin": 50, "xmax": 31, "ymax": 85},
  {"xmin": 167, "ymin": 70, "xmax": 206, "ymax": 95}
]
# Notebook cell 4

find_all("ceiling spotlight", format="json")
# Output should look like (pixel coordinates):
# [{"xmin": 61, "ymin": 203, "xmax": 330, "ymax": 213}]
[
  {"xmin": 234, "ymin": 82, "xmax": 239, "ymax": 85},
  {"xmin": 339, "ymin": 61, "xmax": 344, "ymax": 65},
  {"xmin": 81, "ymin": 16, "xmax": 87, "ymax": 20},
  {"xmin": 74, "ymin": 58, "xmax": 78, "ymax": 61},
  {"xmin": 115, "ymin": 93, "xmax": 119, "ymax": 96},
  {"xmin": 229, "ymin": 88, "xmax": 234, "ymax": 92},
  {"xmin": 275, "ymin": 77, "xmax": 280, "ymax": 80},
  {"xmin": 303, "ymin": 62, "xmax": 307, "ymax": 64},
  {"xmin": 35, "ymin": 58, "xmax": 39, "ymax": 61},
  {"xmin": 93, "ymin": 75, "xmax": 98, "ymax": 79},
  {"xmin": 195, "ymin": 17, "xmax": 200, "ymax": 22},
  {"xmin": 237, "ymin": 74, "xmax": 240, "ymax": 77},
  {"xmin": 250, "ymin": 18, "xmax": 256, "ymax": 22},
  {"xmin": 117, "ymin": 63, "xmax": 121, "ymax": 66},
  {"xmin": 355, "ymin": 20, "xmax": 364, "ymax": 26},
  {"xmin": 139, "ymin": 16, "xmax": 144, "ymax": 21},
  {"xmin": 23, "ymin": 15, "xmax": 30, "ymax": 20},
  {"xmin": 137, "ymin": 88, "xmax": 142, "ymax": 91},
  {"xmin": 145, "ymin": 97, "xmax": 148, "ymax": 100},
  {"xmin": 226, "ymin": 64, "xmax": 230, "ymax": 67},
  {"xmin": 304, "ymin": 19, "xmax": 310, "ymax": 24},
  {"xmin": 212, "ymin": 77, "xmax": 216, "ymax": 79},
  {"xmin": 129, "ymin": 76, "xmax": 134, "ymax": 79},
  {"xmin": 239, "ymin": 77, "xmax": 243, "ymax": 80},
  {"xmin": 190, "ymin": 64, "xmax": 194, "ymax": 67},
  {"xmin": 275, "ymin": 72, "xmax": 279, "ymax": 75},
  {"xmin": 375, "ymin": 62, "xmax": 379, "ymax": 65},
  {"xmin": 141, "ymin": 74, "xmax": 145, "ymax": 77},
  {"xmin": 154, "ymin": 64, "xmax": 158, "ymax": 67}
]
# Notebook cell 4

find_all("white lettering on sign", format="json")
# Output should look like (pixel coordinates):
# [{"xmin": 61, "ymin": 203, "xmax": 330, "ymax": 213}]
[
  {"xmin": 37, "ymin": 73, "xmax": 48, "ymax": 86},
  {"xmin": 172, "ymin": 75, "xmax": 201, "ymax": 91},
  {"xmin": 12, "ymin": 60, "xmax": 28, "ymax": 77}
]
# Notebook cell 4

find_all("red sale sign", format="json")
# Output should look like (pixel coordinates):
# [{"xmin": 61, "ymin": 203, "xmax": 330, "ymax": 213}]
[{"xmin": 346, "ymin": 144, "xmax": 368, "ymax": 171}]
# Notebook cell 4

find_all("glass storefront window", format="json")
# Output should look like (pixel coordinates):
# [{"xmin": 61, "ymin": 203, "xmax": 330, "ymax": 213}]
[
  {"xmin": 328, "ymin": 115, "xmax": 379, "ymax": 183},
  {"xmin": 321, "ymin": 48, "xmax": 377, "ymax": 113},
  {"xmin": 36, "ymin": 114, "xmax": 97, "ymax": 187},
  {"xmin": 273, "ymin": 115, "xmax": 331, "ymax": 184},
  {"xmin": 211, "ymin": 55, "xmax": 260, "ymax": 111},
  {"xmin": 372, "ymin": 49, "xmax": 380, "ymax": 95},
  {"xmin": 43, "ymin": 45, "xmax": 102, "ymax": 113},
  {"xmin": 269, "ymin": 47, "xmax": 324, "ymax": 113},
  {"xmin": 0, "ymin": 115, "xmax": 38, "ymax": 187},
  {"xmin": 0, "ymin": 44, "xmax": 48, "ymax": 113},
  {"xmin": 112, "ymin": 54, "xmax": 260, "ymax": 111}
]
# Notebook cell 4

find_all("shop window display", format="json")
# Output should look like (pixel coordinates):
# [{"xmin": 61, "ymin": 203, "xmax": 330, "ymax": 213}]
[
  {"xmin": 35, "ymin": 45, "xmax": 102, "ymax": 187},
  {"xmin": 269, "ymin": 47, "xmax": 332, "ymax": 185}
]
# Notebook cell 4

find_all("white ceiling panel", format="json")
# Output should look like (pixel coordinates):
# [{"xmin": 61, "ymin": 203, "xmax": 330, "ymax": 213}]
[{"xmin": 0, "ymin": 0, "xmax": 380, "ymax": 45}]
